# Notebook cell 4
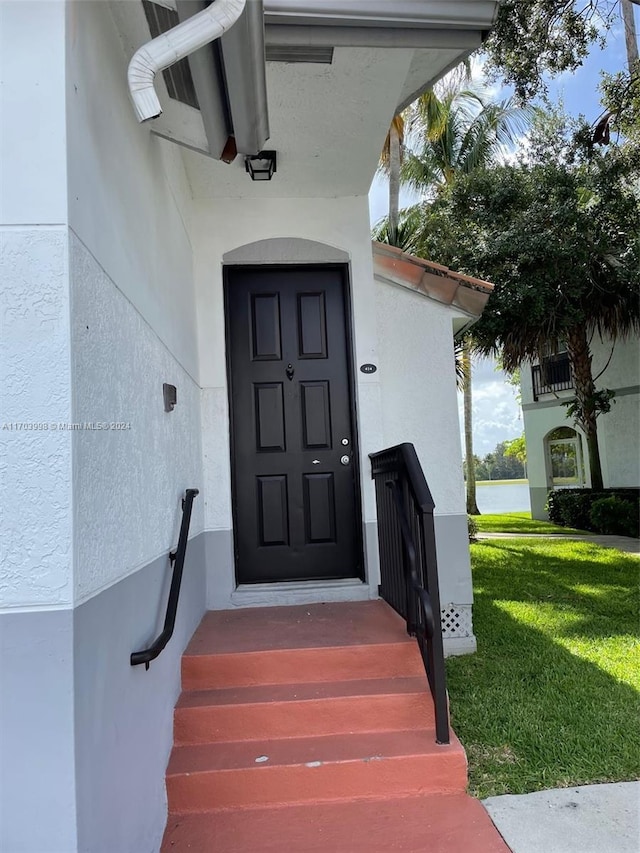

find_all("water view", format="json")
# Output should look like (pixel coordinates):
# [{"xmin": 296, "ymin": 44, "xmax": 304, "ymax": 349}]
[{"xmin": 476, "ymin": 482, "xmax": 531, "ymax": 514}]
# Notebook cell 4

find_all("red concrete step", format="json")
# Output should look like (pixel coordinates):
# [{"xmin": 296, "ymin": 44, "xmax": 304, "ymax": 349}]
[
  {"xmin": 181, "ymin": 601, "xmax": 423, "ymax": 690},
  {"xmin": 174, "ymin": 677, "xmax": 436, "ymax": 745},
  {"xmin": 166, "ymin": 729, "xmax": 467, "ymax": 812},
  {"xmin": 162, "ymin": 792, "xmax": 511, "ymax": 852}
]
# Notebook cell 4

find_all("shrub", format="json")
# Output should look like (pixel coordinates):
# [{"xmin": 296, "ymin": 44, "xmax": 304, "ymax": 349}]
[
  {"xmin": 547, "ymin": 488, "xmax": 640, "ymax": 535},
  {"xmin": 468, "ymin": 515, "xmax": 479, "ymax": 541},
  {"xmin": 590, "ymin": 497, "xmax": 639, "ymax": 538},
  {"xmin": 547, "ymin": 490, "xmax": 594, "ymax": 529}
]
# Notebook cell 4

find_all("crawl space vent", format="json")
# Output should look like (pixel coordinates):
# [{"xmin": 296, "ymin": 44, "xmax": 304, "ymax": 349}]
[{"xmin": 266, "ymin": 45, "xmax": 334, "ymax": 64}]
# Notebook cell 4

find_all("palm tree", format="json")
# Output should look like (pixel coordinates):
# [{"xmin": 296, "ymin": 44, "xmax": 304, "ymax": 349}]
[
  {"xmin": 401, "ymin": 82, "xmax": 531, "ymax": 193},
  {"xmin": 378, "ymin": 112, "xmax": 406, "ymax": 246},
  {"xmin": 404, "ymin": 77, "xmax": 531, "ymax": 514},
  {"xmin": 376, "ymin": 72, "xmax": 532, "ymax": 514},
  {"xmin": 460, "ymin": 338, "xmax": 481, "ymax": 514}
]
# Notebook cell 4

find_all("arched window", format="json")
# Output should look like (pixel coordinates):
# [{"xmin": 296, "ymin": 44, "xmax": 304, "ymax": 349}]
[{"xmin": 545, "ymin": 426, "xmax": 585, "ymax": 486}]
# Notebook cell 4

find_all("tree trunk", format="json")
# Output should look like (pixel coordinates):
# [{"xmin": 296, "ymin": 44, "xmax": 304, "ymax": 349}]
[
  {"xmin": 621, "ymin": 0, "xmax": 639, "ymax": 70},
  {"xmin": 566, "ymin": 325, "xmax": 604, "ymax": 491},
  {"xmin": 388, "ymin": 122, "xmax": 401, "ymax": 246},
  {"xmin": 463, "ymin": 339, "xmax": 481, "ymax": 514}
]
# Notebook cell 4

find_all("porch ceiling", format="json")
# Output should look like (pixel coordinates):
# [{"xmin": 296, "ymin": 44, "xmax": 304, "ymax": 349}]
[{"xmin": 112, "ymin": 0, "xmax": 498, "ymax": 197}]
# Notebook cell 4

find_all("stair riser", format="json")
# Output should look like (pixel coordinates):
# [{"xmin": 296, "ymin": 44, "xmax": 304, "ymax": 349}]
[
  {"xmin": 182, "ymin": 644, "xmax": 424, "ymax": 691},
  {"xmin": 167, "ymin": 752, "xmax": 468, "ymax": 812},
  {"xmin": 175, "ymin": 693, "xmax": 435, "ymax": 744}
]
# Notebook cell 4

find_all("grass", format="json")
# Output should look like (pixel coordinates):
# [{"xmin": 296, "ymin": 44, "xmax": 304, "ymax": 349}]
[
  {"xmin": 474, "ymin": 511, "xmax": 587, "ymax": 535},
  {"xmin": 446, "ymin": 538, "xmax": 640, "ymax": 798}
]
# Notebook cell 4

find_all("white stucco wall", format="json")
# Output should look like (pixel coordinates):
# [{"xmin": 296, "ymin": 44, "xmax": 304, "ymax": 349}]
[
  {"xmin": 375, "ymin": 281, "xmax": 466, "ymax": 515},
  {"xmin": 70, "ymin": 235, "xmax": 203, "ymax": 604},
  {"xmin": 0, "ymin": 0, "xmax": 68, "ymax": 226},
  {"xmin": 0, "ymin": 1, "xmax": 73, "ymax": 610},
  {"xmin": 522, "ymin": 334, "xmax": 640, "ymax": 518},
  {"xmin": 66, "ymin": 0, "xmax": 198, "ymax": 381},
  {"xmin": 0, "ymin": 229, "xmax": 73, "ymax": 609},
  {"xmin": 65, "ymin": 0, "xmax": 204, "ymax": 601}
]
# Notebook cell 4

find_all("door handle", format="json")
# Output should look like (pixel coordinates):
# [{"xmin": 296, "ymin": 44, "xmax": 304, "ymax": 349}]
[
  {"xmin": 340, "ymin": 455, "xmax": 350, "ymax": 466},
  {"xmin": 285, "ymin": 363, "xmax": 295, "ymax": 381}
]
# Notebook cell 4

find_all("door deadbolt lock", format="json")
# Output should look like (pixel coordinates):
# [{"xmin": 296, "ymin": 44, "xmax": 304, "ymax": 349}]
[
  {"xmin": 340, "ymin": 455, "xmax": 350, "ymax": 466},
  {"xmin": 341, "ymin": 438, "xmax": 349, "ymax": 446}
]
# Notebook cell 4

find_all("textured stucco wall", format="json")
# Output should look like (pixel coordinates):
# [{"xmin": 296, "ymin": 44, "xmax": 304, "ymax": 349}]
[
  {"xmin": 1, "ymin": 229, "xmax": 73, "ymax": 608},
  {"xmin": 0, "ymin": 0, "xmax": 72, "ymax": 611},
  {"xmin": 70, "ymin": 234, "xmax": 203, "ymax": 603},
  {"xmin": 375, "ymin": 278, "xmax": 473, "ymax": 616},
  {"xmin": 64, "ymin": 0, "xmax": 203, "ymax": 603},
  {"xmin": 65, "ymin": 0, "xmax": 199, "ymax": 380},
  {"xmin": 375, "ymin": 280, "xmax": 466, "ymax": 514}
]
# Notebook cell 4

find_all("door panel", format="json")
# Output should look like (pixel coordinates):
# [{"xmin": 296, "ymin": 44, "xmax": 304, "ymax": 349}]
[{"xmin": 226, "ymin": 266, "xmax": 361, "ymax": 584}]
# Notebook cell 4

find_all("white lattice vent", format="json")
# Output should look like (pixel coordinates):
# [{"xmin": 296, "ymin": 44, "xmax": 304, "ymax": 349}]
[{"xmin": 440, "ymin": 604, "xmax": 473, "ymax": 639}]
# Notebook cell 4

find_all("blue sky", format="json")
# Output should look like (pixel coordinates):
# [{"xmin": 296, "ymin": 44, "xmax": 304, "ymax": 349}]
[{"xmin": 369, "ymin": 7, "xmax": 638, "ymax": 457}]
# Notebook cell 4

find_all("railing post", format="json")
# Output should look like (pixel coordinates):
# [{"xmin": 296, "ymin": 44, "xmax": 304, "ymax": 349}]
[{"xmin": 370, "ymin": 444, "xmax": 450, "ymax": 745}]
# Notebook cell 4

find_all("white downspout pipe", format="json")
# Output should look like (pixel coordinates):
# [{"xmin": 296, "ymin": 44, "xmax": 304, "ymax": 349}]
[{"xmin": 128, "ymin": 0, "xmax": 246, "ymax": 122}]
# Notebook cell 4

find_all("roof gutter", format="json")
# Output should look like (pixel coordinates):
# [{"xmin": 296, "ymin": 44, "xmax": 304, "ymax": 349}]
[
  {"xmin": 128, "ymin": 0, "xmax": 247, "ymax": 123},
  {"xmin": 263, "ymin": 1, "xmax": 498, "ymax": 29}
]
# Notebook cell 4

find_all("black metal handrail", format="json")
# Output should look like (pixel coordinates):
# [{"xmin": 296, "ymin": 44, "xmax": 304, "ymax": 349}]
[
  {"xmin": 131, "ymin": 488, "xmax": 199, "ymax": 670},
  {"xmin": 370, "ymin": 444, "xmax": 449, "ymax": 744}
]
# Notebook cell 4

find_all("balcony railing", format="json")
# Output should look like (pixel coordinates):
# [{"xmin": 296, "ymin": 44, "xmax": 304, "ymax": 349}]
[{"xmin": 532, "ymin": 353, "xmax": 573, "ymax": 400}]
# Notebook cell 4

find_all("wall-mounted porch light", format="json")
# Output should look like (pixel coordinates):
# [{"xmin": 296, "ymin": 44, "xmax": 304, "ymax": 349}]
[{"xmin": 245, "ymin": 150, "xmax": 277, "ymax": 181}]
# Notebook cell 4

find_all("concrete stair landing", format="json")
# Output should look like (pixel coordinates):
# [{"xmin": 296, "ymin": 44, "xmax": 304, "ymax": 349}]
[{"xmin": 161, "ymin": 601, "xmax": 510, "ymax": 852}]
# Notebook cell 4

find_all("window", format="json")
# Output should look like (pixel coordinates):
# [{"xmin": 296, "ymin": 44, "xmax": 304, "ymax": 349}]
[{"xmin": 545, "ymin": 427, "xmax": 584, "ymax": 486}]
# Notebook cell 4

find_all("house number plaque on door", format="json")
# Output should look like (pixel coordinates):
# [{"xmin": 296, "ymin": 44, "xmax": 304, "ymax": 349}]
[{"xmin": 359, "ymin": 363, "xmax": 377, "ymax": 374}]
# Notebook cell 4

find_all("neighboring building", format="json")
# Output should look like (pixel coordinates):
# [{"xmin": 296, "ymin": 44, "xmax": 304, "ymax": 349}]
[
  {"xmin": 521, "ymin": 335, "xmax": 640, "ymax": 519},
  {"xmin": 1, "ymin": 2, "xmax": 498, "ymax": 850}
]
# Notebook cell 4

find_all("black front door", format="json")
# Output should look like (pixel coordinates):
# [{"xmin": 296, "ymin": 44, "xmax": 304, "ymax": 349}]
[{"xmin": 225, "ymin": 266, "xmax": 361, "ymax": 584}]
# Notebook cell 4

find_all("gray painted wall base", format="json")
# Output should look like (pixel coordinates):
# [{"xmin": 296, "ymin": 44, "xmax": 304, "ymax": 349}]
[
  {"xmin": 74, "ymin": 533, "xmax": 206, "ymax": 853},
  {"xmin": 444, "ymin": 635, "xmax": 478, "ymax": 656},
  {"xmin": 434, "ymin": 514, "xmax": 474, "ymax": 606},
  {"xmin": 0, "ymin": 533, "xmax": 207, "ymax": 853},
  {"xmin": 530, "ymin": 486, "xmax": 550, "ymax": 520},
  {"xmin": 1, "ymin": 609, "xmax": 77, "ymax": 853}
]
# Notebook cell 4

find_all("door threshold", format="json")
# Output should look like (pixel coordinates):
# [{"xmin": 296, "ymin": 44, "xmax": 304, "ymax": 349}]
[{"xmin": 230, "ymin": 578, "xmax": 373, "ymax": 609}]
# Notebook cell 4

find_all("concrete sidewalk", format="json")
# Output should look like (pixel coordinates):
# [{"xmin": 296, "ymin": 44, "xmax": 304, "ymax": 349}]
[
  {"xmin": 476, "ymin": 531, "xmax": 640, "ymax": 556},
  {"xmin": 483, "ymin": 782, "xmax": 640, "ymax": 853}
]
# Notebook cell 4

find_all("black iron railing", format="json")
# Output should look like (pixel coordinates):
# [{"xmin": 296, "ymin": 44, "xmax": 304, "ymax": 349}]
[
  {"xmin": 131, "ymin": 488, "xmax": 199, "ymax": 670},
  {"xmin": 532, "ymin": 353, "xmax": 573, "ymax": 400},
  {"xmin": 370, "ymin": 444, "xmax": 449, "ymax": 744}
]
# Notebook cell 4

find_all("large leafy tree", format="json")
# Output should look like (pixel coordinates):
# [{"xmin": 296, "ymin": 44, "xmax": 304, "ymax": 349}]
[
  {"xmin": 484, "ymin": 0, "xmax": 639, "ymax": 139},
  {"xmin": 375, "ymin": 75, "xmax": 531, "ymax": 514},
  {"xmin": 415, "ymin": 133, "xmax": 640, "ymax": 491}
]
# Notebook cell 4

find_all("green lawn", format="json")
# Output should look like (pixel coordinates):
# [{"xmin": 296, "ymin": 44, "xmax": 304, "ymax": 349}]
[
  {"xmin": 446, "ymin": 539, "xmax": 640, "ymax": 798},
  {"xmin": 474, "ymin": 511, "xmax": 586, "ymax": 535}
]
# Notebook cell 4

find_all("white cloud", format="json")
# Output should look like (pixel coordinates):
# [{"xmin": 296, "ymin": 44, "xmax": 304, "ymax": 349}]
[{"xmin": 457, "ymin": 357, "xmax": 523, "ymax": 457}]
